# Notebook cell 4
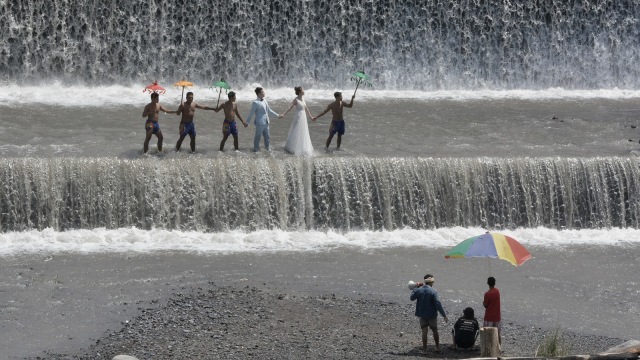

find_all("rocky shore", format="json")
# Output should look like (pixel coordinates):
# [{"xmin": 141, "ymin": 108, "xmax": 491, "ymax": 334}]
[{"xmin": 35, "ymin": 282, "xmax": 625, "ymax": 360}]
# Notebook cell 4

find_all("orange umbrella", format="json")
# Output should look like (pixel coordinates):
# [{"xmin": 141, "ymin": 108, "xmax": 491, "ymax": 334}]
[
  {"xmin": 143, "ymin": 81, "xmax": 166, "ymax": 94},
  {"xmin": 174, "ymin": 79, "xmax": 194, "ymax": 103}
]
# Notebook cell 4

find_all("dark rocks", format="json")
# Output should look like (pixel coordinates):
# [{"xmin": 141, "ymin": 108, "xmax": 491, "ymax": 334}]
[{"xmin": 34, "ymin": 284, "xmax": 626, "ymax": 359}]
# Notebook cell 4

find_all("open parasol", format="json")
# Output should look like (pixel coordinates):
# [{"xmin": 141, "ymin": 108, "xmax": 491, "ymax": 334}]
[
  {"xmin": 212, "ymin": 79, "xmax": 231, "ymax": 107},
  {"xmin": 350, "ymin": 69, "xmax": 373, "ymax": 97},
  {"xmin": 143, "ymin": 81, "xmax": 166, "ymax": 94},
  {"xmin": 445, "ymin": 232, "xmax": 532, "ymax": 273},
  {"xmin": 174, "ymin": 79, "xmax": 194, "ymax": 103}
]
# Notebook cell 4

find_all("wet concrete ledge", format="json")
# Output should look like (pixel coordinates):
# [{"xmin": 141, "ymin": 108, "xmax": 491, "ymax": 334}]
[{"xmin": 467, "ymin": 353, "xmax": 639, "ymax": 360}]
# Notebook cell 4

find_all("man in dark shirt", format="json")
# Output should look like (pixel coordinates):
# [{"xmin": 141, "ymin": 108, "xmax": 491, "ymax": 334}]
[{"xmin": 451, "ymin": 307, "xmax": 480, "ymax": 350}]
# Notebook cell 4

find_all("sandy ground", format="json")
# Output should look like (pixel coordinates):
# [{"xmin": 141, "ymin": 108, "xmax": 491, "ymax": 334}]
[{"xmin": 1, "ymin": 245, "xmax": 638, "ymax": 359}]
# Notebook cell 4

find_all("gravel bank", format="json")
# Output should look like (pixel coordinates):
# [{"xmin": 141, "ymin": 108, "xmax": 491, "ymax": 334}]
[{"xmin": 35, "ymin": 282, "xmax": 625, "ymax": 360}]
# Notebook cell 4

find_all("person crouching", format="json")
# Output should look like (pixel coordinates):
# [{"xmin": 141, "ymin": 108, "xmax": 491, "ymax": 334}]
[{"xmin": 451, "ymin": 307, "xmax": 480, "ymax": 350}]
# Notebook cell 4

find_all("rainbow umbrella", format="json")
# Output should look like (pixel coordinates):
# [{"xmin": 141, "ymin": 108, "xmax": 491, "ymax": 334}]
[{"xmin": 445, "ymin": 232, "xmax": 532, "ymax": 267}]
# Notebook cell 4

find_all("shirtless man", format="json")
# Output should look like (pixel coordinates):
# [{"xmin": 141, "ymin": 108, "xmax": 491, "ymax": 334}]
[
  {"xmin": 141, "ymin": 92, "xmax": 176, "ymax": 154},
  {"xmin": 313, "ymin": 91, "xmax": 355, "ymax": 150},
  {"xmin": 175, "ymin": 92, "xmax": 216, "ymax": 152},
  {"xmin": 213, "ymin": 91, "xmax": 248, "ymax": 151}
]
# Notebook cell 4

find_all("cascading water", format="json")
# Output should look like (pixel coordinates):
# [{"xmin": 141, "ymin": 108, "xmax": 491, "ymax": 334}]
[
  {"xmin": 1, "ymin": 156, "xmax": 638, "ymax": 232},
  {"xmin": 1, "ymin": 0, "xmax": 639, "ymax": 89}
]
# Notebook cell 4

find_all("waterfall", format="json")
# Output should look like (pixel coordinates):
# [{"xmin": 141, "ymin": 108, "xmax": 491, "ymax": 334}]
[
  {"xmin": 1, "ymin": 0, "xmax": 639, "ymax": 89},
  {"xmin": 1, "ymin": 157, "xmax": 638, "ymax": 232}
]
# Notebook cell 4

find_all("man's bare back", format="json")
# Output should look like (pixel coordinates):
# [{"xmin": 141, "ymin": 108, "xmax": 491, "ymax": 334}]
[
  {"xmin": 314, "ymin": 93, "xmax": 354, "ymax": 122},
  {"xmin": 327, "ymin": 100, "xmax": 348, "ymax": 121}
]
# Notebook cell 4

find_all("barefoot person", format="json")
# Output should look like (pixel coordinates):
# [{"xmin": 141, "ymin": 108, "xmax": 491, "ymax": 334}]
[
  {"xmin": 175, "ymin": 92, "xmax": 216, "ymax": 152},
  {"xmin": 141, "ymin": 92, "xmax": 176, "ymax": 154},
  {"xmin": 312, "ymin": 91, "xmax": 354, "ymax": 150},
  {"xmin": 246, "ymin": 87, "xmax": 281, "ymax": 152},
  {"xmin": 213, "ymin": 91, "xmax": 247, "ymax": 151},
  {"xmin": 410, "ymin": 274, "xmax": 448, "ymax": 353},
  {"xmin": 280, "ymin": 86, "xmax": 314, "ymax": 155}
]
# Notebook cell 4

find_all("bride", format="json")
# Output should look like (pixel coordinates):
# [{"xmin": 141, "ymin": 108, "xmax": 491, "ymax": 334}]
[{"xmin": 281, "ymin": 86, "xmax": 314, "ymax": 155}]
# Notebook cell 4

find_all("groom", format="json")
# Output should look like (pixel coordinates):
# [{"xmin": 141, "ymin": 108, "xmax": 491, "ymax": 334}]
[{"xmin": 246, "ymin": 87, "xmax": 281, "ymax": 152}]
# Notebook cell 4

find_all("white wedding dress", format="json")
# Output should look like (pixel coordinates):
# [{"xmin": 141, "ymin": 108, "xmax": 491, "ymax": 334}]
[{"xmin": 284, "ymin": 98, "xmax": 314, "ymax": 155}]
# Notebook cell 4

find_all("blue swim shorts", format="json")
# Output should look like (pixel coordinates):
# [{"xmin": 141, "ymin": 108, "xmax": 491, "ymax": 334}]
[
  {"xmin": 223, "ymin": 119, "xmax": 238, "ymax": 136},
  {"xmin": 181, "ymin": 122, "xmax": 196, "ymax": 137},
  {"xmin": 145, "ymin": 119, "xmax": 160, "ymax": 134},
  {"xmin": 330, "ymin": 119, "xmax": 345, "ymax": 135}
]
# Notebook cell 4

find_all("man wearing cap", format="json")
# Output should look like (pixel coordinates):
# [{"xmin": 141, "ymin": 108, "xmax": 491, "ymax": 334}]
[{"xmin": 410, "ymin": 274, "xmax": 448, "ymax": 353}]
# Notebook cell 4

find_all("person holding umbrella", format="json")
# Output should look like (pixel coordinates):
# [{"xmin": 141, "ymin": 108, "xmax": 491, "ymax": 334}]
[
  {"xmin": 141, "ymin": 92, "xmax": 176, "ymax": 154},
  {"xmin": 312, "ymin": 91, "xmax": 355, "ymax": 151},
  {"xmin": 175, "ymin": 92, "xmax": 216, "ymax": 152},
  {"xmin": 212, "ymin": 91, "xmax": 247, "ymax": 151},
  {"xmin": 410, "ymin": 274, "xmax": 448, "ymax": 353}
]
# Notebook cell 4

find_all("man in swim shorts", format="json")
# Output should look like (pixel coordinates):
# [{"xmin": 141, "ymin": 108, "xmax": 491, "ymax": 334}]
[
  {"xmin": 213, "ymin": 91, "xmax": 247, "ymax": 151},
  {"xmin": 141, "ymin": 92, "xmax": 176, "ymax": 153},
  {"xmin": 312, "ymin": 91, "xmax": 355, "ymax": 150},
  {"xmin": 175, "ymin": 92, "xmax": 216, "ymax": 152}
]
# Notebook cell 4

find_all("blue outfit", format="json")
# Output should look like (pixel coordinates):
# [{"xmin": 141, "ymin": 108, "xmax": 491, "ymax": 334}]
[
  {"xmin": 145, "ymin": 119, "xmax": 160, "ymax": 134},
  {"xmin": 180, "ymin": 122, "xmax": 196, "ymax": 137},
  {"xmin": 410, "ymin": 285, "xmax": 446, "ymax": 319},
  {"xmin": 246, "ymin": 97, "xmax": 279, "ymax": 151},
  {"xmin": 330, "ymin": 119, "xmax": 345, "ymax": 135},
  {"xmin": 223, "ymin": 119, "xmax": 238, "ymax": 136}
]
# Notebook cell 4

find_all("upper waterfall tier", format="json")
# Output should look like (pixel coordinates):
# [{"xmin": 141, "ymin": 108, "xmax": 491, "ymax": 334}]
[{"xmin": 2, "ymin": 0, "xmax": 639, "ymax": 88}]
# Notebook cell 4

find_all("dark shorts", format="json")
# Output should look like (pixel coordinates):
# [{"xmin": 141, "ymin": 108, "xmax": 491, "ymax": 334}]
[
  {"xmin": 223, "ymin": 120, "xmax": 238, "ymax": 136},
  {"xmin": 181, "ymin": 122, "xmax": 196, "ymax": 137},
  {"xmin": 419, "ymin": 317, "xmax": 438, "ymax": 330},
  {"xmin": 145, "ymin": 119, "xmax": 160, "ymax": 134},
  {"xmin": 330, "ymin": 119, "xmax": 345, "ymax": 135}
]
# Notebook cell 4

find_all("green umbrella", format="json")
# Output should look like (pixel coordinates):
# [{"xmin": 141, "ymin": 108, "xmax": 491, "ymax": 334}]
[
  {"xmin": 350, "ymin": 69, "xmax": 373, "ymax": 97},
  {"xmin": 212, "ymin": 79, "xmax": 231, "ymax": 107}
]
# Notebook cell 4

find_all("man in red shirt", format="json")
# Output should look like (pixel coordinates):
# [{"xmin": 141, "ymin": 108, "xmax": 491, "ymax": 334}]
[{"xmin": 483, "ymin": 276, "xmax": 501, "ymax": 346}]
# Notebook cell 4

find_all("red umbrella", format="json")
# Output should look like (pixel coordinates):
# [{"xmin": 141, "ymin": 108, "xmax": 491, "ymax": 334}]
[{"xmin": 143, "ymin": 81, "xmax": 166, "ymax": 94}]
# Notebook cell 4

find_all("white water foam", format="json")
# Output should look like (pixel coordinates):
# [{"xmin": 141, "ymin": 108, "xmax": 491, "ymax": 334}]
[
  {"xmin": 2, "ymin": 83, "xmax": 640, "ymax": 107},
  {"xmin": 1, "ymin": 227, "xmax": 638, "ymax": 256}
]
